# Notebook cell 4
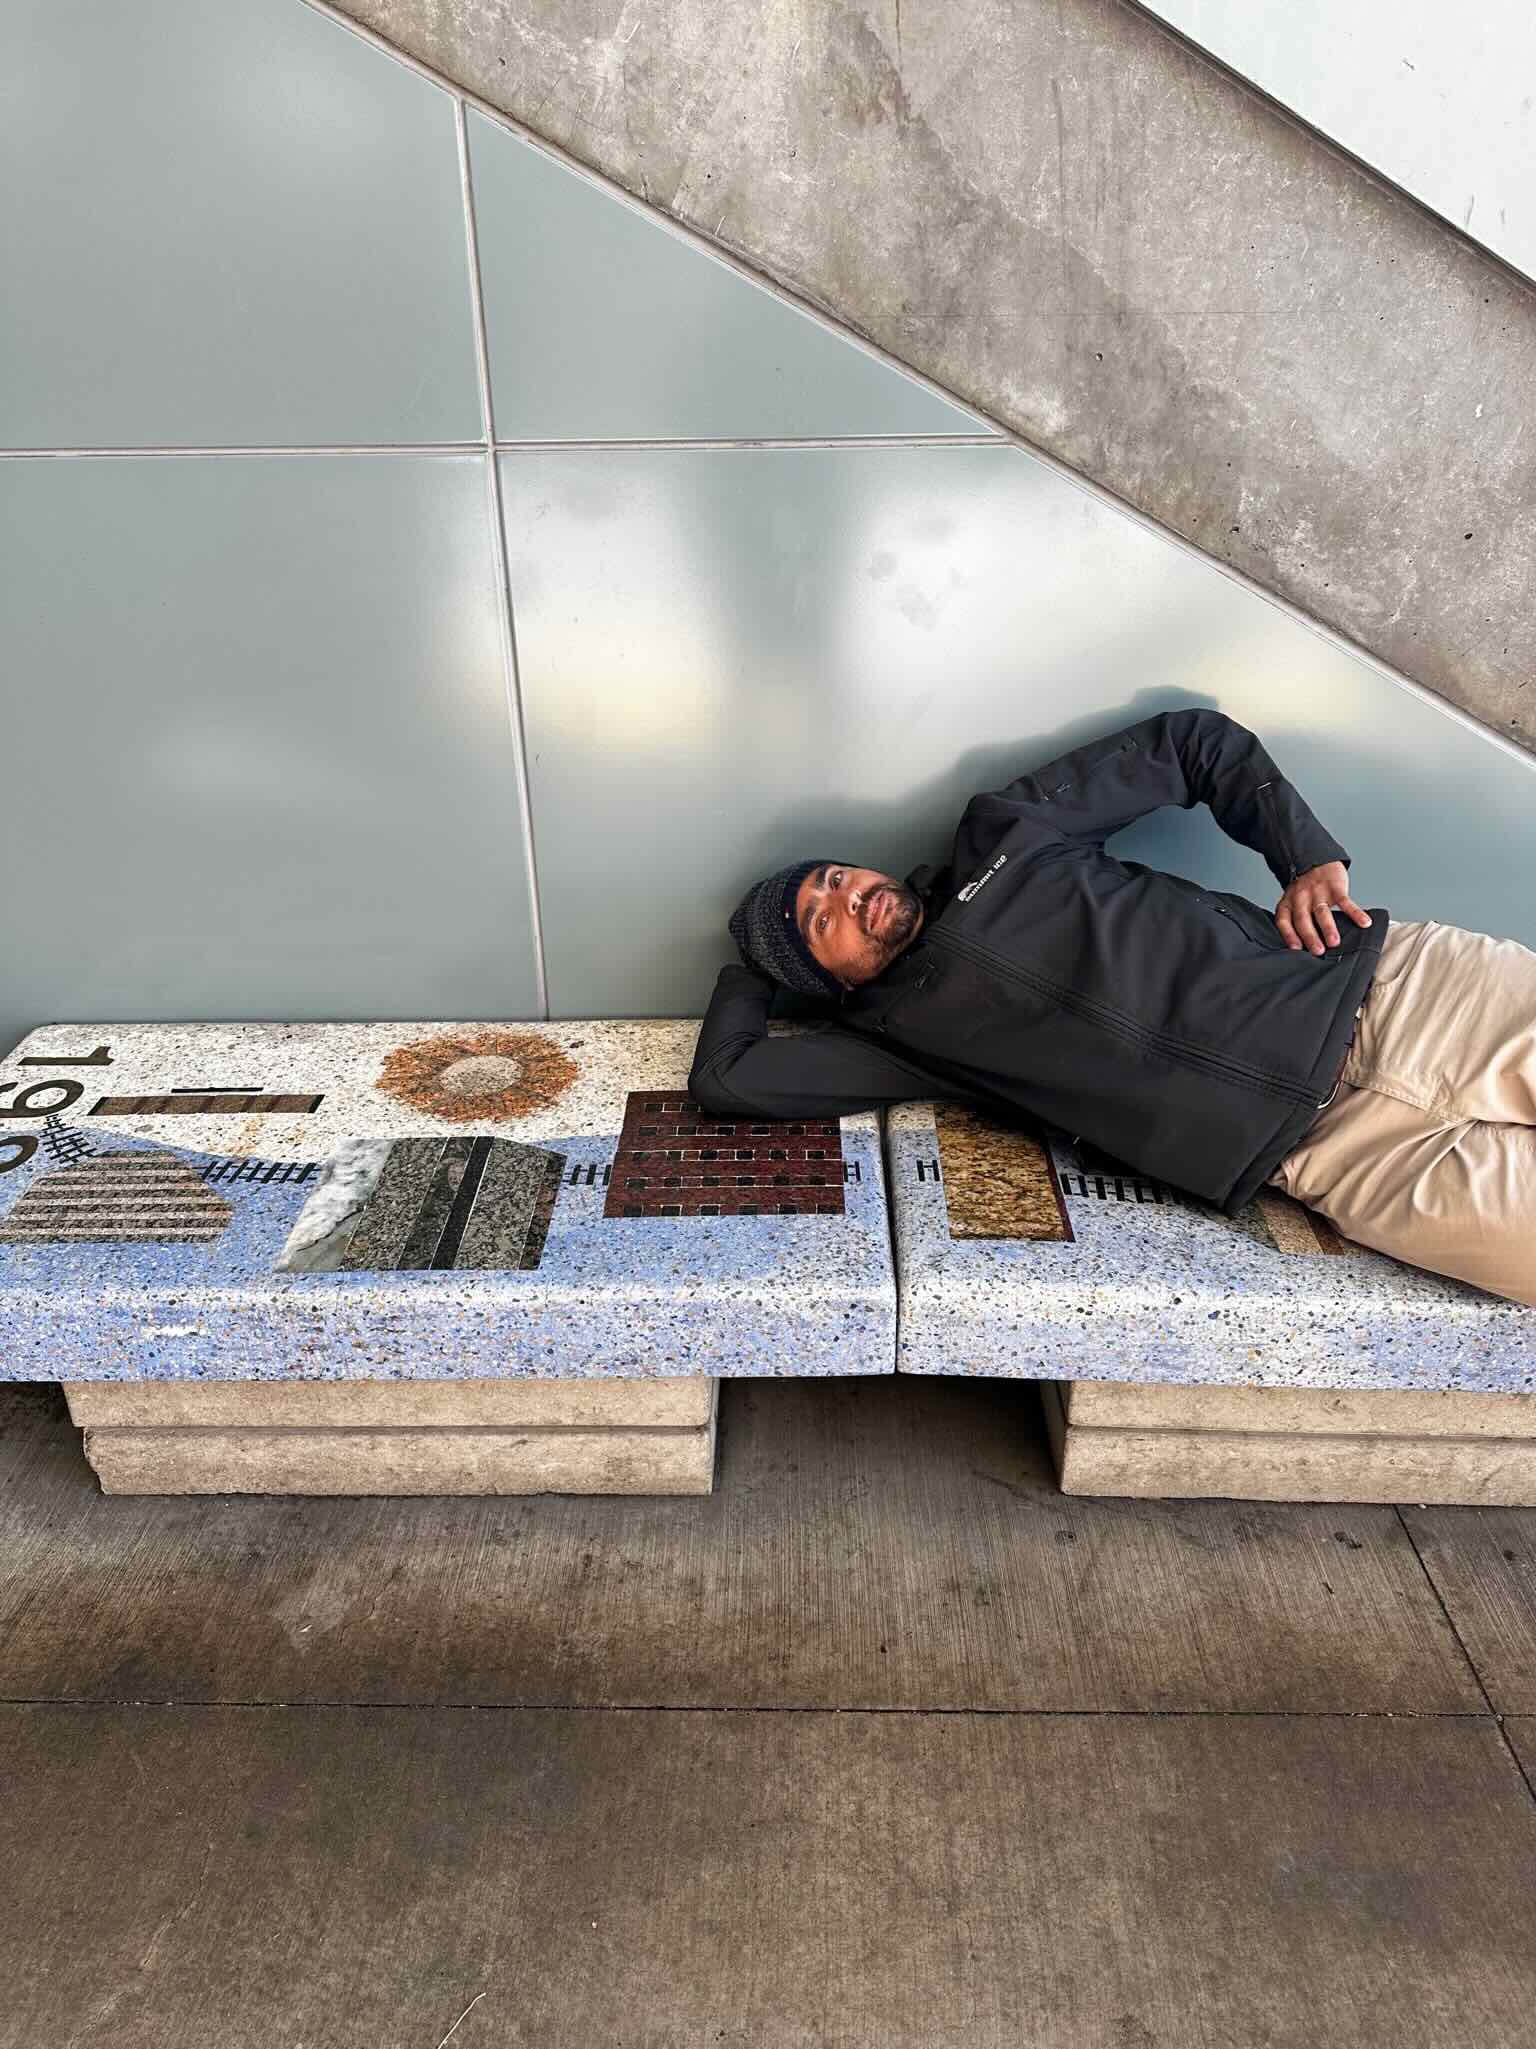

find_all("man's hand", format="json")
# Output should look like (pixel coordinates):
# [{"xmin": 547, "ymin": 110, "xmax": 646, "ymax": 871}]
[{"xmin": 1274, "ymin": 861, "xmax": 1372, "ymax": 956}]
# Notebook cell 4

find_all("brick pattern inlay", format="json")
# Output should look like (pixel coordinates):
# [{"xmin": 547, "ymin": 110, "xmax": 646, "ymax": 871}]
[{"xmin": 603, "ymin": 1093, "xmax": 845, "ymax": 1219}]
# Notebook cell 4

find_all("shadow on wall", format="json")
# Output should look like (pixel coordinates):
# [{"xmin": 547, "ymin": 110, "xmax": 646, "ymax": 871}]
[
  {"xmin": 513, "ymin": 443, "xmax": 1536, "ymax": 1023},
  {"xmin": 724, "ymin": 682, "xmax": 1410, "ymax": 987},
  {"xmin": 737, "ymin": 688, "xmax": 1175, "ymax": 888}
]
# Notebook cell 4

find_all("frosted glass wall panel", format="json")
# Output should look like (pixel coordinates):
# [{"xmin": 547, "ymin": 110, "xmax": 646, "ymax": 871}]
[
  {"xmin": 1141, "ymin": 0, "xmax": 1536, "ymax": 280},
  {"xmin": 0, "ymin": 456, "xmax": 539, "ymax": 1055},
  {"xmin": 0, "ymin": 0, "xmax": 480, "ymax": 447},
  {"xmin": 502, "ymin": 446, "xmax": 1536, "ymax": 1017},
  {"xmin": 468, "ymin": 112, "xmax": 988, "ymax": 442}
]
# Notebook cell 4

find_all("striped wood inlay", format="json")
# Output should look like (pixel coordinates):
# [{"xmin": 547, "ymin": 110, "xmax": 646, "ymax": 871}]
[
  {"xmin": 0, "ymin": 1154, "xmax": 233, "ymax": 1243},
  {"xmin": 1255, "ymin": 1189, "xmax": 1350, "ymax": 1256},
  {"xmin": 90, "ymin": 1093, "xmax": 322, "ymax": 1116}
]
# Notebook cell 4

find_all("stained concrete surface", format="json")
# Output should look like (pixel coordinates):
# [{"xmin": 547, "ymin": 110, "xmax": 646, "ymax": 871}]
[
  {"xmin": 7, "ymin": 1376, "xmax": 1536, "ymax": 2044},
  {"xmin": 331, "ymin": 0, "xmax": 1536, "ymax": 756},
  {"xmin": 1506, "ymin": 1719, "xmax": 1536, "ymax": 1788},
  {"xmin": 5, "ymin": 1705, "xmax": 1536, "ymax": 2048},
  {"xmin": 0, "ymin": 1379, "xmax": 1481, "ymax": 1712},
  {"xmin": 1401, "ymin": 1506, "xmax": 1536, "ymax": 1713}
]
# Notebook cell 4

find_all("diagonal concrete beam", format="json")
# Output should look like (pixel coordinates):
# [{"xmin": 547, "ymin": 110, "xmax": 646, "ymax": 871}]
[{"xmin": 321, "ymin": 0, "xmax": 1536, "ymax": 756}]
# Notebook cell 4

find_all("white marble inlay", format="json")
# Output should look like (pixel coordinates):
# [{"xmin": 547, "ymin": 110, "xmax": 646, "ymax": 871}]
[{"xmin": 276, "ymin": 1136, "xmax": 393, "ymax": 1272}]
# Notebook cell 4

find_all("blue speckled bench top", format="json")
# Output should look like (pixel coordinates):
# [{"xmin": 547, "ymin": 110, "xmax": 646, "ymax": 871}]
[
  {"xmin": 887, "ymin": 1102, "xmax": 1535, "ymax": 1394},
  {"xmin": 0, "ymin": 1022, "xmax": 894, "ymax": 1383}
]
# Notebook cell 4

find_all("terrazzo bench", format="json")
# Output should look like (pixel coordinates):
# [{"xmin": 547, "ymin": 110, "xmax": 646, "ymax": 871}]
[
  {"xmin": 886, "ymin": 1101, "xmax": 1536, "ymax": 1505},
  {"xmin": 0, "ymin": 1021, "xmax": 894, "ymax": 1495}
]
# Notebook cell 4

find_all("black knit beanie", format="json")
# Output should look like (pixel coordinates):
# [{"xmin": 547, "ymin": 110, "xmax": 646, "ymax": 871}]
[{"xmin": 729, "ymin": 859, "xmax": 844, "ymax": 999}]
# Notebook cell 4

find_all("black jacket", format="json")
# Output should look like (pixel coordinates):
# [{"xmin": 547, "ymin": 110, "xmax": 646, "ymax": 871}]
[{"xmin": 688, "ymin": 709, "xmax": 1387, "ymax": 1214}]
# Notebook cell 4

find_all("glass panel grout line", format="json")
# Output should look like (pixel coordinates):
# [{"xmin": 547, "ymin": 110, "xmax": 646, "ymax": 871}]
[
  {"xmin": 0, "ymin": 437, "xmax": 1004, "ymax": 458},
  {"xmin": 496, "ymin": 437, "xmax": 1003, "ymax": 451},
  {"xmin": 287, "ymin": 6, "xmax": 1536, "ymax": 765},
  {"xmin": 4, "ymin": 435, "xmax": 1528, "ymax": 769},
  {"xmin": 293, "ymin": 0, "xmax": 999, "ymax": 440},
  {"xmin": 457, "ymin": 95, "xmax": 551, "ymax": 1019}
]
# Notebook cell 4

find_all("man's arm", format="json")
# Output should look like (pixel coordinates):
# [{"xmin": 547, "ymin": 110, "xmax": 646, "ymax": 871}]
[
  {"xmin": 688, "ymin": 963, "xmax": 956, "ymax": 1119},
  {"xmin": 988, "ymin": 707, "xmax": 1350, "ymax": 891}
]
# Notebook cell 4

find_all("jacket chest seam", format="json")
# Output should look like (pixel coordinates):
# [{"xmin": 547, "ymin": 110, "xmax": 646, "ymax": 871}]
[{"xmin": 929, "ymin": 928, "xmax": 1325, "ymax": 1107}]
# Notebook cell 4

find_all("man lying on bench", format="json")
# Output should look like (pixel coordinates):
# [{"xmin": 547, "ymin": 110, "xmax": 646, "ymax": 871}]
[{"xmin": 689, "ymin": 707, "xmax": 1536, "ymax": 1309}]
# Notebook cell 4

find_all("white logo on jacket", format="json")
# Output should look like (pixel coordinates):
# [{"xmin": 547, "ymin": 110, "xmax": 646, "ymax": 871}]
[{"xmin": 957, "ymin": 851, "xmax": 1008, "ymax": 903}]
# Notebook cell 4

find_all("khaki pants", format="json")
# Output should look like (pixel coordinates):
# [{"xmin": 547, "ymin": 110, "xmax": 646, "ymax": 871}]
[{"xmin": 1266, "ymin": 918, "xmax": 1536, "ymax": 1307}]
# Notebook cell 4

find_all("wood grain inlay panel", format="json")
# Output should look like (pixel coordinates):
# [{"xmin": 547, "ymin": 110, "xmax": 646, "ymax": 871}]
[
  {"xmin": 1256, "ymin": 1189, "xmax": 1350, "ymax": 1256},
  {"xmin": 935, "ymin": 1104, "xmax": 1073, "ymax": 1242}
]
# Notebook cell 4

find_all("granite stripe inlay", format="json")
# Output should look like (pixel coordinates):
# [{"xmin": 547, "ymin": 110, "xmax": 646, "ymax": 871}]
[
  {"xmin": 428, "ymin": 1137, "xmax": 495, "ymax": 1271},
  {"xmin": 395, "ymin": 1138, "xmax": 478, "ymax": 1271},
  {"xmin": 340, "ymin": 1140, "xmax": 445, "ymax": 1271},
  {"xmin": 519, "ymin": 1154, "xmax": 565, "ymax": 1270},
  {"xmin": 455, "ymin": 1141, "xmax": 557, "ymax": 1270}
]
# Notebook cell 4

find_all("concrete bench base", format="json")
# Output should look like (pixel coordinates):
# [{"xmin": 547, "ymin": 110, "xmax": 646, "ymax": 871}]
[
  {"xmin": 62, "ymin": 1377, "xmax": 718, "ymax": 1497},
  {"xmin": 1044, "ymin": 1380, "xmax": 1536, "ymax": 1505}
]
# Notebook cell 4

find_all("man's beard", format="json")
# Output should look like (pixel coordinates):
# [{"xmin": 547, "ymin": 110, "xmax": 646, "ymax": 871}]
[{"xmin": 865, "ymin": 882, "xmax": 922, "ymax": 962}]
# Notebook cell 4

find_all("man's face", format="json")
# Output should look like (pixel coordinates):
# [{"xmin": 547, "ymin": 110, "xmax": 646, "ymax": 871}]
[{"xmin": 795, "ymin": 864, "xmax": 924, "ymax": 989}]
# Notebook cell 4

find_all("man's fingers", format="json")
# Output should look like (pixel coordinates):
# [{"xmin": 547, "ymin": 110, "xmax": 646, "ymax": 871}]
[
  {"xmin": 1292, "ymin": 900, "xmax": 1325, "ymax": 954},
  {"xmin": 1277, "ymin": 884, "xmax": 1371, "ymax": 953}
]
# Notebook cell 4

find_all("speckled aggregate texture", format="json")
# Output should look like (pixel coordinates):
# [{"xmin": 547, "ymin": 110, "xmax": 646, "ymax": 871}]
[
  {"xmin": 888, "ymin": 1105, "xmax": 1536, "ymax": 1393},
  {"xmin": 0, "ymin": 1023, "xmax": 893, "ymax": 1382}
]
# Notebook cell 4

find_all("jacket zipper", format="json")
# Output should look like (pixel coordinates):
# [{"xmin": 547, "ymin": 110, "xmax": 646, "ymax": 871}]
[
  {"xmin": 1255, "ymin": 780, "xmax": 1308, "ymax": 883},
  {"xmin": 1210, "ymin": 900, "xmax": 1281, "ymax": 950},
  {"xmin": 929, "ymin": 926, "xmax": 1325, "ymax": 1107},
  {"xmin": 1315, "ymin": 1004, "xmax": 1366, "ymax": 1114},
  {"xmin": 869, "ymin": 965, "xmax": 932, "ymax": 1033}
]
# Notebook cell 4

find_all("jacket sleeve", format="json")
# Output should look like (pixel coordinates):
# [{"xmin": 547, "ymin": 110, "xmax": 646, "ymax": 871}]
[
  {"xmin": 989, "ymin": 707, "xmax": 1350, "ymax": 891},
  {"xmin": 688, "ymin": 964, "xmax": 956, "ymax": 1119}
]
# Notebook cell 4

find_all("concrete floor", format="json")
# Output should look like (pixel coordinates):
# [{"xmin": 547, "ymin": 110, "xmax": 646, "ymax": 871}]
[{"xmin": 4, "ymin": 1375, "xmax": 1536, "ymax": 2046}]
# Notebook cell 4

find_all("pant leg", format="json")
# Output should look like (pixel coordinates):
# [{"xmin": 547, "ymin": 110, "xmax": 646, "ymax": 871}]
[
  {"xmin": 1267, "ymin": 919, "xmax": 1536, "ymax": 1307},
  {"xmin": 1339, "ymin": 917, "xmax": 1536, "ymax": 1125},
  {"xmin": 1269, "ymin": 1083, "xmax": 1536, "ymax": 1306}
]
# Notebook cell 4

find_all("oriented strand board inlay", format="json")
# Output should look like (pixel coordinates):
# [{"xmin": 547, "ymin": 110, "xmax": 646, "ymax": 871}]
[
  {"xmin": 935, "ymin": 1104, "xmax": 1073, "ymax": 1242},
  {"xmin": 604, "ymin": 1093, "xmax": 845, "ymax": 1218}
]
